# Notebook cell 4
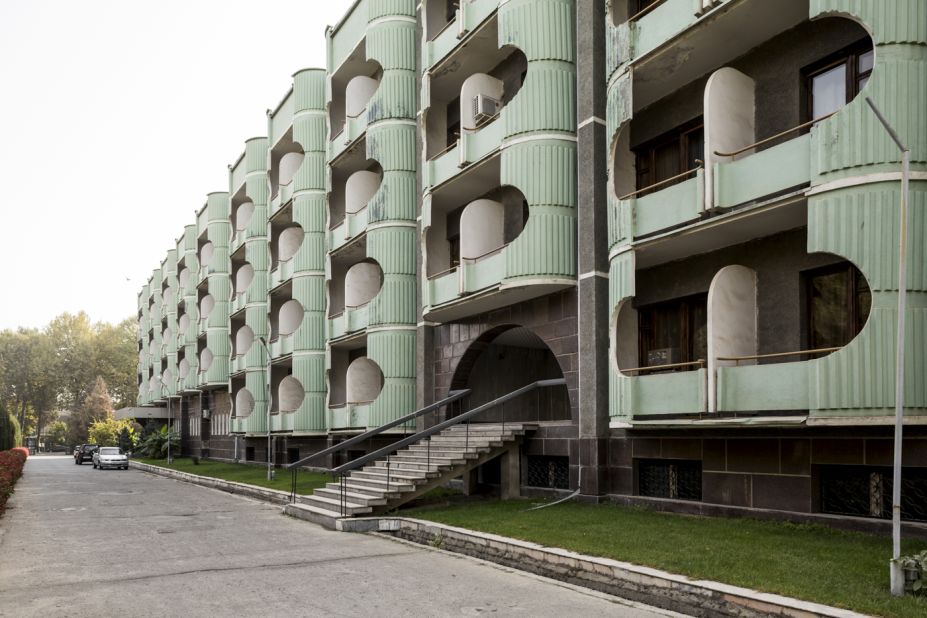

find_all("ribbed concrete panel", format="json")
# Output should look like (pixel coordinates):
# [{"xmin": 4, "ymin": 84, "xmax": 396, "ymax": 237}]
[
  {"xmin": 499, "ymin": 0, "xmax": 574, "ymax": 62},
  {"xmin": 605, "ymin": 19, "xmax": 631, "ymax": 81},
  {"xmin": 367, "ymin": 0, "xmax": 415, "ymax": 20},
  {"xmin": 367, "ymin": 69, "xmax": 416, "ymax": 122},
  {"xmin": 292, "ymin": 278, "xmax": 326, "ymax": 351},
  {"xmin": 502, "ymin": 141, "xmax": 576, "ymax": 206},
  {"xmin": 295, "ymin": 152, "xmax": 327, "ymax": 192},
  {"xmin": 367, "ymin": 124, "xmax": 417, "ymax": 171},
  {"xmin": 606, "ymin": 74, "xmax": 631, "ymax": 149},
  {"xmin": 245, "ymin": 138, "xmax": 267, "ymax": 174},
  {"xmin": 368, "ymin": 275, "xmax": 417, "ymax": 325},
  {"xmin": 294, "ymin": 68, "xmax": 327, "ymax": 113},
  {"xmin": 503, "ymin": 62, "xmax": 575, "ymax": 138},
  {"xmin": 366, "ymin": 20, "xmax": 416, "ymax": 70},
  {"xmin": 367, "ymin": 330, "xmax": 417, "ymax": 428},
  {"xmin": 241, "ymin": 369, "xmax": 268, "ymax": 434},
  {"xmin": 294, "ymin": 194, "xmax": 327, "ymax": 235},
  {"xmin": 293, "ymin": 354, "xmax": 326, "ymax": 432},
  {"xmin": 203, "ymin": 329, "xmax": 230, "ymax": 386},
  {"xmin": 812, "ymin": 53, "xmax": 927, "ymax": 177},
  {"xmin": 607, "ymin": 250, "xmax": 635, "ymax": 308},
  {"xmin": 368, "ymin": 170, "xmax": 416, "ymax": 222},
  {"xmin": 367, "ymin": 226, "xmax": 417, "ymax": 274},
  {"xmin": 505, "ymin": 208, "xmax": 575, "ymax": 279},
  {"xmin": 293, "ymin": 118, "xmax": 327, "ymax": 156},
  {"xmin": 812, "ymin": 0, "xmax": 927, "ymax": 45},
  {"xmin": 607, "ymin": 192, "xmax": 633, "ymax": 250},
  {"xmin": 808, "ymin": 186, "xmax": 927, "ymax": 292}
]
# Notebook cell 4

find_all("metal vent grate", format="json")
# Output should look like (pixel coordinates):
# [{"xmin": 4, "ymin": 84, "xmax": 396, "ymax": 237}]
[
  {"xmin": 526, "ymin": 456, "xmax": 570, "ymax": 490},
  {"xmin": 638, "ymin": 459, "xmax": 702, "ymax": 501},
  {"xmin": 821, "ymin": 466, "xmax": 927, "ymax": 522}
]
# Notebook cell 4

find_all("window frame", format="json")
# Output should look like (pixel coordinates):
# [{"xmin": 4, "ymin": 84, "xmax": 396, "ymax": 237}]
[
  {"xmin": 803, "ymin": 262, "xmax": 871, "ymax": 350},
  {"xmin": 636, "ymin": 292, "xmax": 708, "ymax": 370},
  {"xmin": 632, "ymin": 118, "xmax": 704, "ymax": 195},
  {"xmin": 802, "ymin": 39, "xmax": 873, "ymax": 123}
]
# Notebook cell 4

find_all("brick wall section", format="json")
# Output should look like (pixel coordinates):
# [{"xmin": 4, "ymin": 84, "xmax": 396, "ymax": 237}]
[{"xmin": 433, "ymin": 289, "xmax": 579, "ymax": 414}]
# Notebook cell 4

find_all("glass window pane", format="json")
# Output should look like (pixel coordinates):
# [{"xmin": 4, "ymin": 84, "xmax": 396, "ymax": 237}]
[
  {"xmin": 810, "ymin": 270, "xmax": 849, "ymax": 348},
  {"xmin": 653, "ymin": 141, "xmax": 680, "ymax": 184},
  {"xmin": 859, "ymin": 50, "xmax": 874, "ymax": 74},
  {"xmin": 858, "ymin": 75, "xmax": 869, "ymax": 92},
  {"xmin": 812, "ymin": 64, "xmax": 847, "ymax": 118}
]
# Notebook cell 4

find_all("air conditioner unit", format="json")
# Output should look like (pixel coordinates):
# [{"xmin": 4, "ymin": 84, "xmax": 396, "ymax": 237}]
[
  {"xmin": 647, "ymin": 347, "xmax": 681, "ymax": 369},
  {"xmin": 472, "ymin": 94, "xmax": 500, "ymax": 124},
  {"xmin": 202, "ymin": 409, "xmax": 211, "ymax": 420}
]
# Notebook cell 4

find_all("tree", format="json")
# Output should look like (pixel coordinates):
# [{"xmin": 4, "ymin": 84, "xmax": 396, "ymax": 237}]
[
  {"xmin": 46, "ymin": 420, "xmax": 68, "ymax": 447},
  {"xmin": 88, "ymin": 417, "xmax": 136, "ymax": 447},
  {"xmin": 69, "ymin": 377, "xmax": 114, "ymax": 444}
]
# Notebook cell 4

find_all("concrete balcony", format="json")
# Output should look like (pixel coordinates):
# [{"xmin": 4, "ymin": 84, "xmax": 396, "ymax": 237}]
[
  {"xmin": 426, "ymin": 121, "xmax": 503, "ymax": 189},
  {"xmin": 327, "ymin": 403, "xmax": 370, "ymax": 431},
  {"xmin": 424, "ymin": 0, "xmax": 499, "ymax": 70},
  {"xmin": 712, "ymin": 133, "xmax": 810, "ymax": 210},
  {"xmin": 328, "ymin": 207, "xmax": 369, "ymax": 253}
]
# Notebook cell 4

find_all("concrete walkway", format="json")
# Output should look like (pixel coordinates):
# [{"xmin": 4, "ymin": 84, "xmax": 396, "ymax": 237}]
[{"xmin": 0, "ymin": 456, "xmax": 679, "ymax": 617}]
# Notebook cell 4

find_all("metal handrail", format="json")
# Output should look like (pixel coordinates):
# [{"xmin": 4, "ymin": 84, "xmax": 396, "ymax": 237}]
[
  {"xmin": 717, "ymin": 347, "xmax": 840, "ymax": 365},
  {"xmin": 713, "ymin": 112, "xmax": 836, "ymax": 159},
  {"xmin": 623, "ymin": 359, "xmax": 706, "ymax": 374},
  {"xmin": 428, "ymin": 139, "xmax": 459, "ymax": 161},
  {"xmin": 461, "ymin": 245, "xmax": 505, "ymax": 262},
  {"xmin": 427, "ymin": 265, "xmax": 459, "ymax": 280},
  {"xmin": 331, "ymin": 378, "xmax": 566, "ymax": 477},
  {"xmin": 618, "ymin": 165, "xmax": 702, "ymax": 200},
  {"xmin": 286, "ymin": 389, "xmax": 472, "ymax": 500},
  {"xmin": 628, "ymin": 0, "xmax": 664, "ymax": 22}
]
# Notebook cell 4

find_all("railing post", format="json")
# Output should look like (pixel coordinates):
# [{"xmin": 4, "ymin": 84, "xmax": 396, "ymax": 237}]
[
  {"xmin": 340, "ymin": 474, "xmax": 346, "ymax": 517},
  {"xmin": 427, "ymin": 437, "xmax": 431, "ymax": 471},
  {"xmin": 386, "ymin": 455, "xmax": 391, "ymax": 491},
  {"xmin": 501, "ymin": 401, "xmax": 505, "ymax": 433},
  {"xmin": 291, "ymin": 468, "xmax": 297, "ymax": 503}
]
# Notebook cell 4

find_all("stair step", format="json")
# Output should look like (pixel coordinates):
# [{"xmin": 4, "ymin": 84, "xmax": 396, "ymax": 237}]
[
  {"xmin": 284, "ymin": 503, "xmax": 342, "ymax": 530},
  {"xmin": 324, "ymin": 481, "xmax": 402, "ymax": 499},
  {"xmin": 372, "ymin": 460, "xmax": 452, "ymax": 473},
  {"xmin": 312, "ymin": 488, "xmax": 388, "ymax": 506},
  {"xmin": 342, "ymin": 475, "xmax": 417, "ymax": 492},
  {"xmin": 351, "ymin": 469, "xmax": 431, "ymax": 483},
  {"xmin": 391, "ymin": 453, "xmax": 473, "ymax": 464},
  {"xmin": 302, "ymin": 494, "xmax": 372, "ymax": 516}
]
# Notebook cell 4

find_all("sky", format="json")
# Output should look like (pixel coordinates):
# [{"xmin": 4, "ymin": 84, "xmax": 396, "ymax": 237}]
[{"xmin": 0, "ymin": 0, "xmax": 356, "ymax": 331}]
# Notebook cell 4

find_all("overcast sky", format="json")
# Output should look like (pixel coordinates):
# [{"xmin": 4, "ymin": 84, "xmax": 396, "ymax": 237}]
[{"xmin": 0, "ymin": 0, "xmax": 355, "ymax": 331}]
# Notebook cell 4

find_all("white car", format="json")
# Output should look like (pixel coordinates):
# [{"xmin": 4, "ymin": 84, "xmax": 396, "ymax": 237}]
[{"xmin": 92, "ymin": 447, "xmax": 129, "ymax": 470}]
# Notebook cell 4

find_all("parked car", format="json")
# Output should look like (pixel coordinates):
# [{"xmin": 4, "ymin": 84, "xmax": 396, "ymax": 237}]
[
  {"xmin": 73, "ymin": 444, "xmax": 98, "ymax": 465},
  {"xmin": 92, "ymin": 447, "xmax": 129, "ymax": 470}
]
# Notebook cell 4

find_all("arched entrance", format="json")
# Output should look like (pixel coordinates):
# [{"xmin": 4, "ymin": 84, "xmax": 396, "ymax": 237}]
[{"xmin": 449, "ymin": 325, "xmax": 571, "ymax": 423}]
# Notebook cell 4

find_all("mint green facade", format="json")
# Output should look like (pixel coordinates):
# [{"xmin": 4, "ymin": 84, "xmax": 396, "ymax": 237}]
[{"xmin": 606, "ymin": 0, "xmax": 927, "ymax": 425}]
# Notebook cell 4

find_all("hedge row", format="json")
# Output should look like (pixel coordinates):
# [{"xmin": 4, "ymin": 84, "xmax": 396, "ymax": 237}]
[{"xmin": 0, "ymin": 447, "xmax": 28, "ymax": 517}]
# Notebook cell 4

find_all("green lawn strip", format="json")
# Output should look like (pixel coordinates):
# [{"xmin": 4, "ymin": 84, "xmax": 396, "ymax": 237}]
[
  {"xmin": 405, "ymin": 500, "xmax": 927, "ymax": 618},
  {"xmin": 135, "ymin": 457, "xmax": 329, "ymax": 495}
]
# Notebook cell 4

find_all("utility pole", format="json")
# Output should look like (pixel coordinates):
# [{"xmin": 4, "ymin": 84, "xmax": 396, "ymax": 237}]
[{"xmin": 865, "ymin": 97, "xmax": 910, "ymax": 597}]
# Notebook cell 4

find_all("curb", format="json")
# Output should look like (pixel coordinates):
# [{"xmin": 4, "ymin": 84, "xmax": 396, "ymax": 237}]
[
  {"xmin": 338, "ymin": 517, "xmax": 869, "ymax": 618},
  {"xmin": 131, "ymin": 462, "xmax": 869, "ymax": 618},
  {"xmin": 130, "ymin": 461, "xmax": 294, "ymax": 505}
]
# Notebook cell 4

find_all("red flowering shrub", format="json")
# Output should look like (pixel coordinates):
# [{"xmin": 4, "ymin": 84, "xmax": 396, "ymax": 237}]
[{"xmin": 0, "ymin": 448, "xmax": 27, "ymax": 517}]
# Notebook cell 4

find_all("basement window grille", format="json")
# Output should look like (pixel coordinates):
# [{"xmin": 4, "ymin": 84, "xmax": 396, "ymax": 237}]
[
  {"xmin": 287, "ymin": 448, "xmax": 299, "ymax": 464},
  {"xmin": 245, "ymin": 446, "xmax": 255, "ymax": 462},
  {"xmin": 526, "ymin": 456, "xmax": 570, "ymax": 490},
  {"xmin": 820, "ymin": 466, "xmax": 927, "ymax": 522},
  {"xmin": 637, "ymin": 459, "xmax": 702, "ymax": 501}
]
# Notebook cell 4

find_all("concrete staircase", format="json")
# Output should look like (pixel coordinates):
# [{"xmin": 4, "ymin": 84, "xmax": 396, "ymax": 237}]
[{"xmin": 286, "ymin": 423, "xmax": 532, "ymax": 529}]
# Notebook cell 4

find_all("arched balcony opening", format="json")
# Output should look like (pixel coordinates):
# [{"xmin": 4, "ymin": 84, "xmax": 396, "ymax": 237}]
[
  {"xmin": 346, "ymin": 357, "xmax": 383, "ymax": 406},
  {"xmin": 328, "ymin": 236, "xmax": 368, "ymax": 318},
  {"xmin": 234, "ymin": 387, "xmax": 255, "ymax": 419},
  {"xmin": 270, "ymin": 223, "xmax": 304, "ymax": 271},
  {"xmin": 199, "ymin": 347, "xmax": 214, "ymax": 373},
  {"xmin": 277, "ymin": 299, "xmax": 304, "ymax": 337},
  {"xmin": 329, "ymin": 149, "xmax": 380, "ymax": 230},
  {"xmin": 425, "ymin": 0, "xmax": 458, "ymax": 41},
  {"xmin": 178, "ymin": 267, "xmax": 190, "ymax": 291},
  {"xmin": 198, "ymin": 240, "xmax": 214, "ymax": 272},
  {"xmin": 148, "ymin": 376, "xmax": 157, "ymax": 395},
  {"xmin": 269, "ymin": 128, "xmax": 304, "ymax": 201},
  {"xmin": 344, "ymin": 260, "xmax": 383, "ymax": 310},
  {"xmin": 234, "ymin": 325, "xmax": 254, "ymax": 358},
  {"xmin": 345, "ymin": 168, "xmax": 382, "ymax": 216},
  {"xmin": 233, "ymin": 262, "xmax": 254, "ymax": 298},
  {"xmin": 138, "ymin": 349, "xmax": 145, "ymax": 365},
  {"xmin": 198, "ymin": 293, "xmax": 214, "ymax": 323},
  {"xmin": 148, "ymin": 339, "xmax": 157, "ymax": 357},
  {"xmin": 178, "ymin": 357, "xmax": 190, "ymax": 379},
  {"xmin": 424, "ymin": 12, "xmax": 526, "ymax": 159},
  {"xmin": 426, "ymin": 179, "xmax": 528, "ymax": 278},
  {"xmin": 329, "ymin": 41, "xmax": 381, "ymax": 140},
  {"xmin": 177, "ymin": 311, "xmax": 190, "ymax": 336},
  {"xmin": 277, "ymin": 375, "xmax": 305, "ymax": 414},
  {"xmin": 232, "ymin": 199, "xmax": 255, "ymax": 233},
  {"xmin": 162, "ymin": 326, "xmax": 173, "ymax": 344}
]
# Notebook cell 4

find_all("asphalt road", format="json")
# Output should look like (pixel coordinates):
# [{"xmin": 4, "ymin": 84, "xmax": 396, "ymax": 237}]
[{"xmin": 0, "ymin": 456, "xmax": 680, "ymax": 618}]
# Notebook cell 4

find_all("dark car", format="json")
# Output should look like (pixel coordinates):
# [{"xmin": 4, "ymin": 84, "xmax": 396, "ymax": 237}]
[{"xmin": 74, "ymin": 444, "xmax": 98, "ymax": 465}]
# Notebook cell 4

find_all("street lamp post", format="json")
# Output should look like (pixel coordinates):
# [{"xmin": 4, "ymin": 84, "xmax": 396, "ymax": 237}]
[
  {"xmin": 158, "ymin": 376, "xmax": 173, "ymax": 465},
  {"xmin": 256, "ymin": 336, "xmax": 273, "ymax": 481},
  {"xmin": 865, "ymin": 97, "xmax": 911, "ymax": 597}
]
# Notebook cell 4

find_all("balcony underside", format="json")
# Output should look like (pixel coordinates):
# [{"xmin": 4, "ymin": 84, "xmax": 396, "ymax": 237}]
[{"xmin": 424, "ymin": 279, "xmax": 574, "ymax": 323}]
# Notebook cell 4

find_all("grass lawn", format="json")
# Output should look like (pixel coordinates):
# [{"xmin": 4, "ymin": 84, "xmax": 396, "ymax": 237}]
[
  {"xmin": 135, "ymin": 457, "xmax": 330, "ymax": 495},
  {"xmin": 405, "ymin": 499, "xmax": 927, "ymax": 618}
]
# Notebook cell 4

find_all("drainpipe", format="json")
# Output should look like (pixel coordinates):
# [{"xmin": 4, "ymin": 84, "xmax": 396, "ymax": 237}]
[{"xmin": 865, "ymin": 98, "xmax": 910, "ymax": 597}]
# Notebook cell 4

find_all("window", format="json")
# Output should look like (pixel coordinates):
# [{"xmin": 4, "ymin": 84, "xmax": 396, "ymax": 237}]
[
  {"xmin": 820, "ymin": 465, "xmax": 927, "ymax": 522},
  {"xmin": 446, "ymin": 206, "xmax": 464, "ymax": 269},
  {"xmin": 637, "ymin": 459, "xmax": 702, "ymax": 500},
  {"xmin": 637, "ymin": 293, "xmax": 707, "ymax": 370},
  {"xmin": 804, "ymin": 263, "xmax": 870, "ymax": 349},
  {"xmin": 804, "ymin": 41, "xmax": 873, "ymax": 120},
  {"xmin": 633, "ymin": 119, "xmax": 703, "ymax": 195},
  {"xmin": 526, "ymin": 456, "xmax": 570, "ymax": 489}
]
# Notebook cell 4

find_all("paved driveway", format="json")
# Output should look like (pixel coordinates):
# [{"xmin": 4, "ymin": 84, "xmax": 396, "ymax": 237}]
[{"xmin": 0, "ymin": 456, "xmax": 679, "ymax": 617}]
